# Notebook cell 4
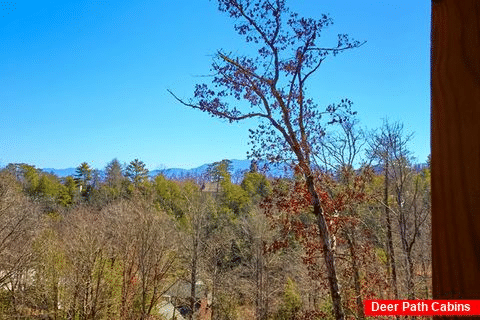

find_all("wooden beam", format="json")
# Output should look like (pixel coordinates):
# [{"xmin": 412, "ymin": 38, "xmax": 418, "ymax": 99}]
[{"xmin": 431, "ymin": 0, "xmax": 480, "ymax": 302}]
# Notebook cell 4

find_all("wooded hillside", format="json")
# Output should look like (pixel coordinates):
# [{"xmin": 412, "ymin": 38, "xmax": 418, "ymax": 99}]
[{"xmin": 0, "ymin": 134, "xmax": 431, "ymax": 319}]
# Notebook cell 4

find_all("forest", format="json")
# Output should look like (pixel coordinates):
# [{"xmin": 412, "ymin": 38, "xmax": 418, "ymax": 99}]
[
  {"xmin": 0, "ymin": 119, "xmax": 431, "ymax": 320},
  {"xmin": 0, "ymin": 0, "xmax": 434, "ymax": 319}
]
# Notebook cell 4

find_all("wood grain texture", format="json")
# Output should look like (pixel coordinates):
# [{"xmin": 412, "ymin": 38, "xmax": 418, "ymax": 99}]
[{"xmin": 431, "ymin": 0, "xmax": 480, "ymax": 306}]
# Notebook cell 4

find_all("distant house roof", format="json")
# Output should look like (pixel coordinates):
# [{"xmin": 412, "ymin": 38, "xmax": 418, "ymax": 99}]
[
  {"xmin": 158, "ymin": 301, "xmax": 186, "ymax": 320},
  {"xmin": 201, "ymin": 182, "xmax": 220, "ymax": 193},
  {"xmin": 164, "ymin": 279, "xmax": 206, "ymax": 300}
]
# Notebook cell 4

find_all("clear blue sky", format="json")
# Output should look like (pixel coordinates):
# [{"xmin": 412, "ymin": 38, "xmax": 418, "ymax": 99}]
[{"xmin": 0, "ymin": 0, "xmax": 430, "ymax": 170}]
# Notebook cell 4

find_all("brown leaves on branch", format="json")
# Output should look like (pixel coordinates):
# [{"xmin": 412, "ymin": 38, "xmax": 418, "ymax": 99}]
[{"xmin": 261, "ymin": 167, "xmax": 376, "ymax": 275}]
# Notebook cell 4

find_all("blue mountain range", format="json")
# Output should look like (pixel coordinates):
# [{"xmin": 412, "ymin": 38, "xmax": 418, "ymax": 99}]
[{"xmin": 42, "ymin": 159, "xmax": 292, "ymax": 179}]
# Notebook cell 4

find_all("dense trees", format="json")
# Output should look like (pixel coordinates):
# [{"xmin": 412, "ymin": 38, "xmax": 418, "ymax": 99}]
[
  {"xmin": 0, "ymin": 135, "xmax": 430, "ymax": 320},
  {"xmin": 2, "ymin": 125, "xmax": 431, "ymax": 320}
]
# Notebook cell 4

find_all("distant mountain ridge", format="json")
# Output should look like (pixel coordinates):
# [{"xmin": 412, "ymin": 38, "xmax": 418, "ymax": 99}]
[
  {"xmin": 42, "ymin": 159, "xmax": 291, "ymax": 179},
  {"xmin": 42, "ymin": 160, "xmax": 428, "ymax": 179}
]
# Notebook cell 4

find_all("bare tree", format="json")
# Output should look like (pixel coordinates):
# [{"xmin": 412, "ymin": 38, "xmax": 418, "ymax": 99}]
[
  {"xmin": 0, "ymin": 171, "xmax": 35, "ymax": 285},
  {"xmin": 308, "ymin": 118, "xmax": 368, "ymax": 319},
  {"xmin": 173, "ymin": 181, "xmax": 217, "ymax": 320},
  {"xmin": 59, "ymin": 206, "xmax": 112, "ymax": 320},
  {"xmin": 389, "ymin": 150, "xmax": 429, "ymax": 299},
  {"xmin": 240, "ymin": 207, "xmax": 281, "ymax": 320},
  {"xmin": 0, "ymin": 170, "xmax": 39, "ymax": 317},
  {"xmin": 103, "ymin": 198, "xmax": 180, "ymax": 320},
  {"xmin": 368, "ymin": 120, "xmax": 430, "ymax": 299},
  {"xmin": 314, "ymin": 118, "xmax": 366, "ymax": 174},
  {"xmin": 169, "ymin": 1, "xmax": 365, "ymax": 318},
  {"xmin": 367, "ymin": 120, "xmax": 407, "ymax": 300}
]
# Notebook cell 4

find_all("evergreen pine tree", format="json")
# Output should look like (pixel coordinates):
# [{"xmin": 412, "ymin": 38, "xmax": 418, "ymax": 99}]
[{"xmin": 125, "ymin": 159, "xmax": 149, "ymax": 187}]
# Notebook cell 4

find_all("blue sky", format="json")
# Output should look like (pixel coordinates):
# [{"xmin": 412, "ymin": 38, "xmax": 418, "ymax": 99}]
[{"xmin": 0, "ymin": 0, "xmax": 430, "ymax": 170}]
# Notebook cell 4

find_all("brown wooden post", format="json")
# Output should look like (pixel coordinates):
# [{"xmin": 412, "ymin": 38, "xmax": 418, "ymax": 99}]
[{"xmin": 431, "ymin": 0, "xmax": 480, "ymax": 306}]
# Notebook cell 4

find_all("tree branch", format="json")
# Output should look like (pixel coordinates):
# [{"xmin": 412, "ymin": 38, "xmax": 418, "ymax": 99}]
[
  {"xmin": 308, "ymin": 40, "xmax": 367, "ymax": 52},
  {"xmin": 167, "ymin": 89, "xmax": 270, "ymax": 121}
]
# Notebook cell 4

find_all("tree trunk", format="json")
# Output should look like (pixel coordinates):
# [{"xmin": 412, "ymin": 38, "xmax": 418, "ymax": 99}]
[
  {"xmin": 211, "ymin": 273, "xmax": 216, "ymax": 320},
  {"xmin": 422, "ymin": 257, "xmax": 429, "ymax": 299},
  {"xmin": 405, "ymin": 249, "xmax": 415, "ymax": 299},
  {"xmin": 384, "ymin": 161, "xmax": 399, "ymax": 300},
  {"xmin": 68, "ymin": 283, "xmax": 79, "ymax": 320},
  {"xmin": 255, "ymin": 232, "xmax": 267, "ymax": 320},
  {"xmin": 345, "ymin": 230, "xmax": 365, "ymax": 320},
  {"xmin": 305, "ymin": 175, "xmax": 345, "ymax": 320},
  {"xmin": 190, "ymin": 236, "xmax": 198, "ymax": 320},
  {"xmin": 53, "ymin": 278, "xmax": 58, "ymax": 320}
]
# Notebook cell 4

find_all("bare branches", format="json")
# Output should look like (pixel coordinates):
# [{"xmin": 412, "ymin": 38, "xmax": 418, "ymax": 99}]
[
  {"xmin": 167, "ymin": 89, "xmax": 270, "ymax": 122},
  {"xmin": 308, "ymin": 40, "xmax": 367, "ymax": 53},
  {"xmin": 0, "ymin": 171, "xmax": 38, "ymax": 288}
]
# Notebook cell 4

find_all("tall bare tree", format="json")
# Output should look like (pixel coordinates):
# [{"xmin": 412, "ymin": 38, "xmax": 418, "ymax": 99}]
[
  {"xmin": 0, "ymin": 170, "xmax": 39, "ymax": 316},
  {"xmin": 384, "ymin": 125, "xmax": 429, "ymax": 299},
  {"xmin": 367, "ymin": 120, "xmax": 406, "ymax": 300},
  {"xmin": 368, "ymin": 120, "xmax": 430, "ymax": 299},
  {"xmin": 169, "ymin": 1, "xmax": 364, "ymax": 318},
  {"xmin": 174, "ymin": 181, "xmax": 217, "ymax": 320},
  {"xmin": 314, "ymin": 118, "xmax": 369, "ymax": 320},
  {"xmin": 103, "ymin": 198, "xmax": 180, "ymax": 320}
]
